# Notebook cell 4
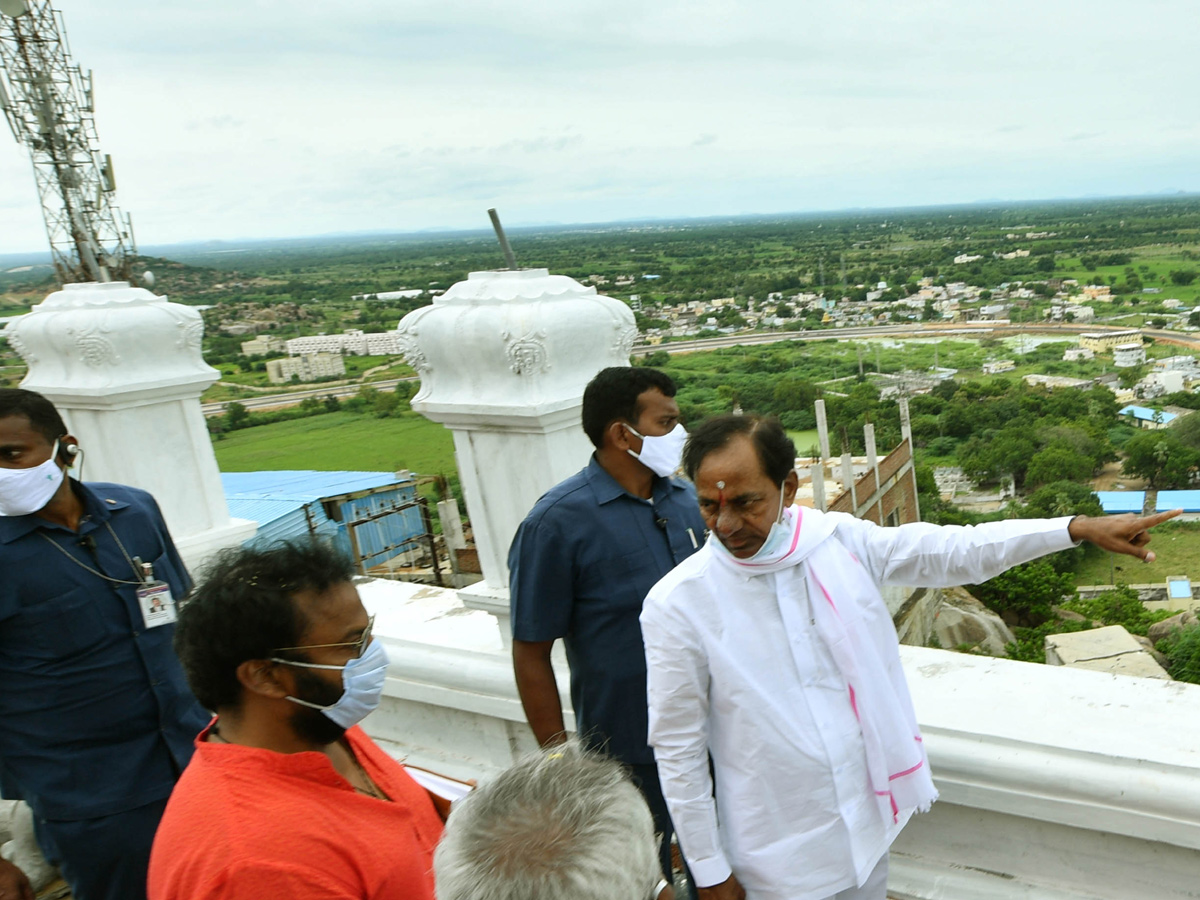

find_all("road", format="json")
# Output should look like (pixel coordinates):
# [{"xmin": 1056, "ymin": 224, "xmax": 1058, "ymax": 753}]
[
  {"xmin": 201, "ymin": 377, "xmax": 417, "ymax": 416},
  {"xmin": 203, "ymin": 322, "xmax": 1200, "ymax": 417}
]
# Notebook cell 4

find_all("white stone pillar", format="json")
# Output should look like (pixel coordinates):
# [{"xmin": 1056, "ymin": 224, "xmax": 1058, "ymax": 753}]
[
  {"xmin": 815, "ymin": 398, "xmax": 831, "ymax": 461},
  {"xmin": 8, "ymin": 282, "xmax": 256, "ymax": 570},
  {"xmin": 397, "ymin": 269, "xmax": 637, "ymax": 629}
]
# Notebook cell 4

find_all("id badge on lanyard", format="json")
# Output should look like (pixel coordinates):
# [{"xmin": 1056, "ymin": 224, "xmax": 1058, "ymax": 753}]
[{"xmin": 135, "ymin": 560, "xmax": 177, "ymax": 628}]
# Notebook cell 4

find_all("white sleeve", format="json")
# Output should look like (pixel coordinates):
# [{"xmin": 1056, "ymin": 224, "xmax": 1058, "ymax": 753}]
[
  {"xmin": 831, "ymin": 514, "xmax": 1078, "ymax": 588},
  {"xmin": 641, "ymin": 594, "xmax": 731, "ymax": 889}
]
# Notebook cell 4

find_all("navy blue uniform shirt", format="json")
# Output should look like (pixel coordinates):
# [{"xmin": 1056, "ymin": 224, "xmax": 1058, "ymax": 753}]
[
  {"xmin": 508, "ymin": 456, "xmax": 707, "ymax": 765},
  {"xmin": 0, "ymin": 480, "xmax": 209, "ymax": 820}
]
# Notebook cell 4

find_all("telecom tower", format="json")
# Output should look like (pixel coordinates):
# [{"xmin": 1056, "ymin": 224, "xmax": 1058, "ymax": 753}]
[{"xmin": 0, "ymin": 0, "xmax": 136, "ymax": 284}]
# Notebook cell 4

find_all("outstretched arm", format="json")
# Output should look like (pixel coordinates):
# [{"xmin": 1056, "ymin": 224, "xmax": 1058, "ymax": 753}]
[{"xmin": 1068, "ymin": 509, "xmax": 1182, "ymax": 562}]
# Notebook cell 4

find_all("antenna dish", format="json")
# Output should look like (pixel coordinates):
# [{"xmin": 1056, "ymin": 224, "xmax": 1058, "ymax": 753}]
[{"xmin": 0, "ymin": 0, "xmax": 30, "ymax": 18}]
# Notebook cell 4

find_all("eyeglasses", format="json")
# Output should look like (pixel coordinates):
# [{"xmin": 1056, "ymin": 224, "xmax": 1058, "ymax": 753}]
[{"xmin": 270, "ymin": 615, "xmax": 375, "ymax": 658}]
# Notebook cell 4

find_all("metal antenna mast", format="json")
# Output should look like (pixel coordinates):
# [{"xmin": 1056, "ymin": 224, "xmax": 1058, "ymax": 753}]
[{"xmin": 0, "ymin": 0, "xmax": 136, "ymax": 284}]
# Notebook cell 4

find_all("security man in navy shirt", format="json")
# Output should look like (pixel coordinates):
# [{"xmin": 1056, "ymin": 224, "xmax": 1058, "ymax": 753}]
[
  {"xmin": 509, "ymin": 367, "xmax": 707, "ymax": 899},
  {"xmin": 0, "ymin": 389, "xmax": 208, "ymax": 900}
]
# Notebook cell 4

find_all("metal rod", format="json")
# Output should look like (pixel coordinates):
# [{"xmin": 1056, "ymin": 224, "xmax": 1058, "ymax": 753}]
[{"xmin": 487, "ymin": 208, "xmax": 518, "ymax": 270}]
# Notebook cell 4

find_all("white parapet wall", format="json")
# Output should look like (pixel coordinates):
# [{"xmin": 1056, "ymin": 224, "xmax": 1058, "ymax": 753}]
[
  {"xmin": 8, "ymin": 281, "xmax": 256, "ymax": 571},
  {"xmin": 361, "ymin": 583, "xmax": 1200, "ymax": 900}
]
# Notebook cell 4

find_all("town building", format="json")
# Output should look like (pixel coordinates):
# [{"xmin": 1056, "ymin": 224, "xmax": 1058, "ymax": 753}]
[
  {"xmin": 285, "ymin": 328, "xmax": 403, "ymax": 356},
  {"xmin": 240, "ymin": 335, "xmax": 285, "ymax": 356},
  {"xmin": 351, "ymin": 289, "xmax": 424, "ymax": 301},
  {"xmin": 1024, "ymin": 374, "xmax": 1093, "ymax": 391},
  {"xmin": 1079, "ymin": 330, "xmax": 1142, "ymax": 353},
  {"xmin": 1063, "ymin": 347, "xmax": 1094, "ymax": 361},
  {"xmin": 1113, "ymin": 342, "xmax": 1147, "ymax": 368},
  {"xmin": 982, "ymin": 359, "xmax": 1016, "ymax": 374},
  {"xmin": 1118, "ymin": 405, "xmax": 1177, "ymax": 429},
  {"xmin": 266, "ymin": 352, "xmax": 346, "ymax": 384},
  {"xmin": 1080, "ymin": 285, "xmax": 1113, "ymax": 301}
]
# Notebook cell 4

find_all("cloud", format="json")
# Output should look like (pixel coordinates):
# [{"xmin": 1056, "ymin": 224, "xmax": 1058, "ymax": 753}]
[{"xmin": 0, "ymin": 0, "xmax": 1197, "ymax": 248}]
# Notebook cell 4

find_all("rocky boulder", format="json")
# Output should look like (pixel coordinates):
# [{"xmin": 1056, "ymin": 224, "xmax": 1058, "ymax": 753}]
[
  {"xmin": 931, "ymin": 586, "xmax": 1016, "ymax": 656},
  {"xmin": 1148, "ymin": 610, "xmax": 1199, "ymax": 645}
]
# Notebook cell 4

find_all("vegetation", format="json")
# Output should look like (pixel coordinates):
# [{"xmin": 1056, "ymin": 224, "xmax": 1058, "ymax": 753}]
[{"xmin": 1157, "ymin": 625, "xmax": 1200, "ymax": 684}]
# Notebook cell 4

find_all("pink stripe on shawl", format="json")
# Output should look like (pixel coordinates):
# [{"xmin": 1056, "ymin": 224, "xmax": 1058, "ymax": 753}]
[{"xmin": 888, "ymin": 760, "xmax": 925, "ymax": 780}]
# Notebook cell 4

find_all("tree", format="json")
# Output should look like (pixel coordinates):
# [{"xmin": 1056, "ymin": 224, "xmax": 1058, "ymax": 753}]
[
  {"xmin": 372, "ymin": 390, "xmax": 400, "ymax": 418},
  {"xmin": 1173, "ymin": 411, "xmax": 1200, "ymax": 451},
  {"xmin": 1122, "ymin": 430, "xmax": 1200, "ymax": 488},
  {"xmin": 1025, "ymin": 445, "xmax": 1094, "ymax": 487},
  {"xmin": 1169, "ymin": 269, "xmax": 1198, "ymax": 286},
  {"xmin": 969, "ymin": 559, "xmax": 1076, "ymax": 626},
  {"xmin": 771, "ymin": 376, "xmax": 818, "ymax": 414},
  {"xmin": 1023, "ymin": 480, "xmax": 1103, "ymax": 518},
  {"xmin": 224, "ymin": 402, "xmax": 250, "ymax": 430}
]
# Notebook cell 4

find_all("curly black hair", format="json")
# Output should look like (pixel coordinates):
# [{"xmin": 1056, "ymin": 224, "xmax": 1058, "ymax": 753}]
[{"xmin": 174, "ymin": 540, "xmax": 355, "ymax": 711}]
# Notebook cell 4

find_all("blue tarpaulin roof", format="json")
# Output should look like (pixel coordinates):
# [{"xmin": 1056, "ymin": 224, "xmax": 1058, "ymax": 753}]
[
  {"xmin": 1095, "ymin": 491, "xmax": 1145, "ymax": 514},
  {"xmin": 1119, "ymin": 405, "xmax": 1177, "ymax": 424},
  {"xmin": 1168, "ymin": 578, "xmax": 1193, "ymax": 600},
  {"xmin": 1156, "ymin": 490, "xmax": 1200, "ymax": 513},
  {"xmin": 221, "ymin": 471, "xmax": 422, "ymax": 564},
  {"xmin": 222, "ymin": 471, "xmax": 407, "ymax": 528}
]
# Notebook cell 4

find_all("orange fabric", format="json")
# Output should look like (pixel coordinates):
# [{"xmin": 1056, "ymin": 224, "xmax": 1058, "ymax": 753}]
[{"xmin": 148, "ymin": 723, "xmax": 443, "ymax": 900}]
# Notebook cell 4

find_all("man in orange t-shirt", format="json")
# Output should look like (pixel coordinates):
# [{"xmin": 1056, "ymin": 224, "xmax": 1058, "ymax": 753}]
[{"xmin": 148, "ymin": 541, "xmax": 444, "ymax": 899}]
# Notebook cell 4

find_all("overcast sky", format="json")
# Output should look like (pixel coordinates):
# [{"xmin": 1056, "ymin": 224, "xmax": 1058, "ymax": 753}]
[{"xmin": 1, "ymin": 0, "xmax": 1197, "ymax": 252}]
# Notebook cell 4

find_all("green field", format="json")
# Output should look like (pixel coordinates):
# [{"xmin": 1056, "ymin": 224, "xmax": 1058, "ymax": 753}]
[
  {"xmin": 788, "ymin": 429, "xmax": 820, "ymax": 455},
  {"xmin": 212, "ymin": 411, "xmax": 457, "ymax": 476},
  {"xmin": 1073, "ymin": 523, "xmax": 1200, "ymax": 587}
]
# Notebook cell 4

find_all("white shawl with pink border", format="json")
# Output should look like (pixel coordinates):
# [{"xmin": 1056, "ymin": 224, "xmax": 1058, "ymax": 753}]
[{"xmin": 707, "ymin": 505, "xmax": 938, "ymax": 825}]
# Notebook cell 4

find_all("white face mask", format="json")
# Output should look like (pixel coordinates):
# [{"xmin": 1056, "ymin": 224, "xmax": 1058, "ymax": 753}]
[
  {"xmin": 0, "ymin": 439, "xmax": 65, "ymax": 517},
  {"xmin": 272, "ymin": 638, "xmax": 390, "ymax": 730},
  {"xmin": 626, "ymin": 422, "xmax": 687, "ymax": 478}
]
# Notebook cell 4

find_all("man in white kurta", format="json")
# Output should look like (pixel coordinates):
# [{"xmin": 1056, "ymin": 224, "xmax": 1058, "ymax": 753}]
[{"xmin": 641, "ymin": 415, "xmax": 1177, "ymax": 900}]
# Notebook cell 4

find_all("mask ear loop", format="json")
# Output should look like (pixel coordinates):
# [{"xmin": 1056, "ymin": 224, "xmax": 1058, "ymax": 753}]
[{"xmin": 774, "ymin": 477, "xmax": 788, "ymax": 524}]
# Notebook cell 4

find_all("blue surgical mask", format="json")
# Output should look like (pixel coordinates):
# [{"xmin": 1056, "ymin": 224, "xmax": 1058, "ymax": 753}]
[
  {"xmin": 741, "ymin": 479, "xmax": 790, "ymax": 562},
  {"xmin": 271, "ymin": 637, "xmax": 389, "ymax": 730}
]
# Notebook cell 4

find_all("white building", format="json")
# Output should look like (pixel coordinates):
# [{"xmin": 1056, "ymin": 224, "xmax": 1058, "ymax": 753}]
[
  {"xmin": 983, "ymin": 359, "xmax": 1016, "ymax": 374},
  {"xmin": 1113, "ymin": 343, "xmax": 1147, "ymax": 368},
  {"xmin": 1154, "ymin": 355, "xmax": 1199, "ymax": 373},
  {"xmin": 285, "ymin": 328, "xmax": 403, "ymax": 357},
  {"xmin": 351, "ymin": 289, "xmax": 424, "ymax": 301},
  {"xmin": 240, "ymin": 335, "xmax": 284, "ymax": 356},
  {"xmin": 1063, "ymin": 347, "xmax": 1095, "ymax": 362},
  {"xmin": 953, "ymin": 253, "xmax": 983, "ymax": 264},
  {"xmin": 266, "ymin": 352, "xmax": 346, "ymax": 384}
]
